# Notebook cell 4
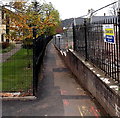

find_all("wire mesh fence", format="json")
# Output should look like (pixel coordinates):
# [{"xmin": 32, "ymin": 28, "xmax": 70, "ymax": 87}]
[
  {"xmin": 1, "ymin": 42, "xmax": 33, "ymax": 95},
  {"xmin": 1, "ymin": 34, "xmax": 53, "ymax": 96}
]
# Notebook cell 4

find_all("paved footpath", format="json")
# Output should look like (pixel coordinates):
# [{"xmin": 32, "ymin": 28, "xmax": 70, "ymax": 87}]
[
  {"xmin": 0, "ymin": 44, "xmax": 21, "ymax": 63},
  {"xmin": 2, "ymin": 43, "xmax": 109, "ymax": 117}
]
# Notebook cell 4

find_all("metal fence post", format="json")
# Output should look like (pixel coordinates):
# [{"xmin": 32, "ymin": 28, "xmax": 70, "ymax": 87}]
[
  {"xmin": 58, "ymin": 36, "xmax": 60, "ymax": 49},
  {"xmin": 33, "ymin": 28, "xmax": 37, "ymax": 96},
  {"xmin": 118, "ymin": 5, "xmax": 120, "ymax": 84},
  {"xmin": 84, "ymin": 19, "xmax": 88, "ymax": 61},
  {"xmin": 73, "ymin": 23, "xmax": 76, "ymax": 51},
  {"xmin": 55, "ymin": 35, "xmax": 56, "ymax": 45}
]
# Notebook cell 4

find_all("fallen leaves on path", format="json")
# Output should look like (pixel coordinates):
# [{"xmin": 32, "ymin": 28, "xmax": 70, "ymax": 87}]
[
  {"xmin": 0, "ymin": 91, "xmax": 33, "ymax": 97},
  {"xmin": 0, "ymin": 92, "xmax": 21, "ymax": 97}
]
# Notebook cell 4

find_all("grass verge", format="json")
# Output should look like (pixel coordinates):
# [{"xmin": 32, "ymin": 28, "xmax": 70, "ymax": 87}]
[{"xmin": 2, "ymin": 48, "xmax": 33, "ymax": 92}]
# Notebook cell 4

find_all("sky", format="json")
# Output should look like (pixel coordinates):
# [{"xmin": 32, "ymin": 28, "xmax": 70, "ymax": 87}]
[
  {"xmin": 1, "ymin": 0, "xmax": 118, "ymax": 20},
  {"xmin": 45, "ymin": 0, "xmax": 117, "ymax": 19}
]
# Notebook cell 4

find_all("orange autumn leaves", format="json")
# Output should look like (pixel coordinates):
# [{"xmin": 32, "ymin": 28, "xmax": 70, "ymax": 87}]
[{"xmin": 3, "ymin": 1, "xmax": 60, "ymax": 41}]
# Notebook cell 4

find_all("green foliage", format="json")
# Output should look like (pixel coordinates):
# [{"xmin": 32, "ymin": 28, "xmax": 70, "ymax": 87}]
[
  {"xmin": 4, "ymin": 1, "xmax": 61, "ymax": 41},
  {"xmin": 22, "ymin": 38, "xmax": 33, "ymax": 49}
]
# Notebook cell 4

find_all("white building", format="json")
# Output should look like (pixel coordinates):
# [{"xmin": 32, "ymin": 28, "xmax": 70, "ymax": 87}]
[{"xmin": 0, "ymin": 6, "xmax": 6, "ymax": 42}]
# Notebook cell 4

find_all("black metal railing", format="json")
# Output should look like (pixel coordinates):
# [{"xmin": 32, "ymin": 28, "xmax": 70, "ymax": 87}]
[
  {"xmin": 1, "ymin": 34, "xmax": 53, "ymax": 96},
  {"xmin": 73, "ymin": 17, "xmax": 120, "ymax": 83},
  {"xmin": 33, "ymin": 35, "xmax": 53, "ymax": 95}
]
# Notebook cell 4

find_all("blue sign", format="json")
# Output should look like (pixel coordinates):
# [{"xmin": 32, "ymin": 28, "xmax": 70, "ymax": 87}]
[{"xmin": 105, "ymin": 35, "xmax": 115, "ymax": 43}]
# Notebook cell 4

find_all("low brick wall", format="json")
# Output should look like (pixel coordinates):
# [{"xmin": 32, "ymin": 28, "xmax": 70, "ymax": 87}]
[{"xmin": 55, "ymin": 46, "xmax": 120, "ymax": 117}]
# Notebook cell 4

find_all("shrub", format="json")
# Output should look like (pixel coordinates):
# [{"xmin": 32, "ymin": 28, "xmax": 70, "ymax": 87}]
[
  {"xmin": 22, "ymin": 44, "xmax": 33, "ymax": 49},
  {"xmin": 2, "ymin": 42, "xmax": 10, "ymax": 49},
  {"xmin": 22, "ymin": 38, "xmax": 33, "ymax": 49}
]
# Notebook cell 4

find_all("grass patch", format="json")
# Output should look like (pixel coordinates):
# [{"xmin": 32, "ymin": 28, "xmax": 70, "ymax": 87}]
[{"xmin": 2, "ymin": 48, "xmax": 33, "ymax": 92}]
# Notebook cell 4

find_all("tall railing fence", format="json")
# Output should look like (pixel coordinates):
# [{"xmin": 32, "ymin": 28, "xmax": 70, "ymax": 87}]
[
  {"xmin": 33, "ymin": 35, "xmax": 53, "ymax": 95},
  {"xmin": 73, "ymin": 17, "xmax": 120, "ymax": 83}
]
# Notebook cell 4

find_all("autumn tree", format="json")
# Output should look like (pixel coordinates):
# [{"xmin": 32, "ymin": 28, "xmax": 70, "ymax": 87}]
[
  {"xmin": 3, "ymin": 1, "xmax": 60, "ymax": 67},
  {"xmin": 40, "ymin": 2, "xmax": 61, "ymax": 36},
  {"xmin": 3, "ymin": 1, "xmax": 61, "ymax": 41}
]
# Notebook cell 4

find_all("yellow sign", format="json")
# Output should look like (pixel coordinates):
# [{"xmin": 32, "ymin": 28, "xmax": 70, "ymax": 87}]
[{"xmin": 105, "ymin": 28, "xmax": 114, "ymax": 36}]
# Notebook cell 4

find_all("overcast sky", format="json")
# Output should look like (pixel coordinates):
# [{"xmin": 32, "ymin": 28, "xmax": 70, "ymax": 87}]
[{"xmin": 1, "ymin": 0, "xmax": 118, "ymax": 20}]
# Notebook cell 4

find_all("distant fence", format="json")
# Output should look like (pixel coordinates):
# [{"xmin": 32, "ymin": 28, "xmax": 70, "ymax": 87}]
[
  {"xmin": 73, "ymin": 17, "xmax": 120, "ymax": 83},
  {"xmin": 54, "ymin": 27, "xmax": 73, "ymax": 51}
]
